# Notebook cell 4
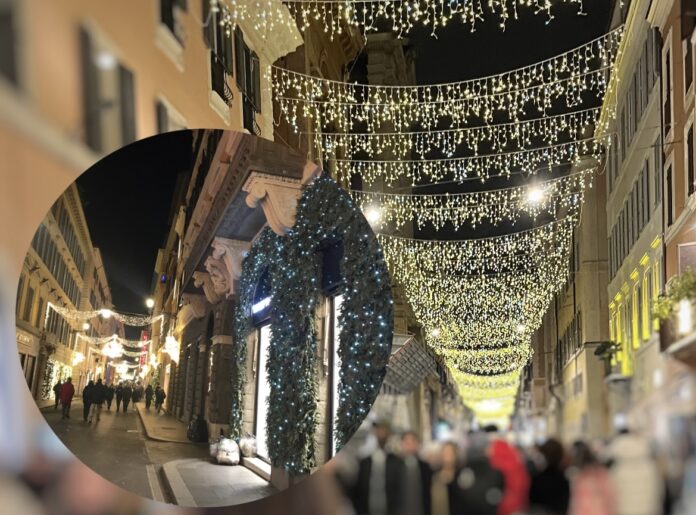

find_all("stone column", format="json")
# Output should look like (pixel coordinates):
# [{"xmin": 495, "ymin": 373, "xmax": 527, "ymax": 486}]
[
  {"xmin": 207, "ymin": 334, "xmax": 235, "ymax": 437},
  {"xmin": 183, "ymin": 345, "xmax": 198, "ymax": 422},
  {"xmin": 194, "ymin": 341, "xmax": 208, "ymax": 418}
]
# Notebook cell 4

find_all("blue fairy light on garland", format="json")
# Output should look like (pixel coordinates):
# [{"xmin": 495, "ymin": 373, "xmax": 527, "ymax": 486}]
[{"xmin": 233, "ymin": 174, "xmax": 394, "ymax": 474}]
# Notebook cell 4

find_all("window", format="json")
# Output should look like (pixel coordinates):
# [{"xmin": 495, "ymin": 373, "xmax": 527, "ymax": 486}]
[
  {"xmin": 15, "ymin": 274, "xmax": 24, "ymax": 318},
  {"xmin": 79, "ymin": 27, "xmax": 136, "ymax": 153},
  {"xmin": 160, "ymin": 0, "xmax": 186, "ymax": 44},
  {"xmin": 654, "ymin": 138, "xmax": 662, "ymax": 209},
  {"xmin": 155, "ymin": 99, "xmax": 187, "ymax": 133},
  {"xmin": 689, "ymin": 125, "xmax": 695, "ymax": 197},
  {"xmin": 22, "ymin": 286, "xmax": 34, "ymax": 322},
  {"xmin": 0, "ymin": 0, "xmax": 17, "ymax": 85},
  {"xmin": 667, "ymin": 164, "xmax": 674, "ymax": 226},
  {"xmin": 34, "ymin": 297, "xmax": 44, "ymax": 329},
  {"xmin": 664, "ymin": 48, "xmax": 672, "ymax": 137},
  {"xmin": 204, "ymin": 1, "xmax": 234, "ymax": 107},
  {"xmin": 685, "ymin": 38, "xmax": 694, "ymax": 94},
  {"xmin": 235, "ymin": 28, "xmax": 262, "ymax": 134}
]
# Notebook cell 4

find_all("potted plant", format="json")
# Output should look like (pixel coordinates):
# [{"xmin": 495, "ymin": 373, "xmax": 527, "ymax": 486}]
[{"xmin": 653, "ymin": 269, "xmax": 696, "ymax": 350}]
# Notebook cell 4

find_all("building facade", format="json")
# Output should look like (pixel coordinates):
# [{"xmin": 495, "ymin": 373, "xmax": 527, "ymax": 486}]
[{"xmin": 15, "ymin": 183, "xmax": 122, "ymax": 404}]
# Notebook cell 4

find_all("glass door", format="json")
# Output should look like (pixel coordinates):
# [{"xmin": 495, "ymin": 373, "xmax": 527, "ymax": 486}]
[{"xmin": 255, "ymin": 324, "xmax": 271, "ymax": 460}]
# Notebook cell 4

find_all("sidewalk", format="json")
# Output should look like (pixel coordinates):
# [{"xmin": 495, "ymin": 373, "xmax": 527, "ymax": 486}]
[
  {"xmin": 134, "ymin": 404, "xmax": 276, "ymax": 507},
  {"xmin": 135, "ymin": 403, "xmax": 191, "ymax": 443},
  {"xmin": 162, "ymin": 459, "xmax": 277, "ymax": 507}
]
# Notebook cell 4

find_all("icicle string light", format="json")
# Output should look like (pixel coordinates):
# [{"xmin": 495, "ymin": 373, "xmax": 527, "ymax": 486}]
[
  {"xmin": 333, "ymin": 137, "xmax": 606, "ymax": 185},
  {"xmin": 217, "ymin": 0, "xmax": 586, "ymax": 39},
  {"xmin": 353, "ymin": 168, "xmax": 593, "ymax": 229},
  {"xmin": 46, "ymin": 302, "xmax": 163, "ymax": 327},
  {"xmin": 317, "ymin": 107, "xmax": 601, "ymax": 160},
  {"xmin": 271, "ymin": 27, "xmax": 622, "ymax": 132}
]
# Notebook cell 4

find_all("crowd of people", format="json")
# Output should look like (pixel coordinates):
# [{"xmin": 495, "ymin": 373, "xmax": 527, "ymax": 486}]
[
  {"xmin": 334, "ymin": 421, "xmax": 672, "ymax": 515},
  {"xmin": 51, "ymin": 378, "xmax": 167, "ymax": 423}
]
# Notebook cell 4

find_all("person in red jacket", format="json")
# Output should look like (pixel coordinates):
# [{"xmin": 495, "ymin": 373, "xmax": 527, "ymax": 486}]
[
  {"xmin": 484, "ymin": 425, "xmax": 530, "ymax": 515},
  {"xmin": 59, "ymin": 377, "xmax": 75, "ymax": 419}
]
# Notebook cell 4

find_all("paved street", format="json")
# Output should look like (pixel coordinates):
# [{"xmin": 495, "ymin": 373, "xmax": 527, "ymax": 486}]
[{"xmin": 41, "ymin": 399, "xmax": 208, "ymax": 502}]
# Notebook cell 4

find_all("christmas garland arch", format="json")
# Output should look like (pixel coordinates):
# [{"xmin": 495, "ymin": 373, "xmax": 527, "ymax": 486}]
[{"xmin": 233, "ymin": 174, "xmax": 394, "ymax": 474}]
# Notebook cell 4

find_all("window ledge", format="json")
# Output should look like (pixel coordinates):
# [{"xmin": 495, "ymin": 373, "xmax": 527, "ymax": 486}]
[
  {"xmin": 155, "ymin": 24, "xmax": 184, "ymax": 72},
  {"xmin": 208, "ymin": 90, "xmax": 231, "ymax": 125}
]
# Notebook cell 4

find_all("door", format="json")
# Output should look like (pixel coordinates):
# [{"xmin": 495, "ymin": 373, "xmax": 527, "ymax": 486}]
[{"xmin": 255, "ymin": 324, "xmax": 271, "ymax": 460}]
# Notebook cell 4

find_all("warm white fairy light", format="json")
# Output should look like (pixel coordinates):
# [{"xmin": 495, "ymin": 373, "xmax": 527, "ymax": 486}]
[
  {"xmin": 46, "ymin": 302, "xmax": 164, "ymax": 327},
  {"xmin": 334, "ymin": 137, "xmax": 606, "ymax": 186},
  {"xmin": 272, "ymin": 28, "xmax": 622, "ymax": 134},
  {"xmin": 75, "ymin": 333, "xmax": 151, "ymax": 348},
  {"xmin": 219, "ymin": 0, "xmax": 586, "ymax": 39},
  {"xmin": 352, "ymin": 168, "xmax": 592, "ymax": 230},
  {"xmin": 102, "ymin": 339, "xmax": 124, "ymax": 359},
  {"xmin": 164, "ymin": 335, "xmax": 181, "ymax": 364}
]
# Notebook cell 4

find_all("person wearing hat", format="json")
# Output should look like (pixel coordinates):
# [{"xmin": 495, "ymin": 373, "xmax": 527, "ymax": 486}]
[{"xmin": 349, "ymin": 419, "xmax": 405, "ymax": 515}]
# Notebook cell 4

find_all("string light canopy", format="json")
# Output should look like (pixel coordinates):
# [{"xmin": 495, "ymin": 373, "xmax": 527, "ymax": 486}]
[
  {"xmin": 75, "ymin": 333, "xmax": 151, "ymax": 348},
  {"xmin": 46, "ymin": 302, "xmax": 164, "ymax": 327},
  {"xmin": 272, "ymin": 28, "xmax": 622, "ymax": 132},
  {"xmin": 352, "ymin": 168, "xmax": 593, "ymax": 230},
  {"xmin": 163, "ymin": 335, "xmax": 181, "ymax": 364},
  {"xmin": 218, "ymin": 0, "xmax": 586, "ymax": 39},
  {"xmin": 318, "ymin": 107, "xmax": 601, "ymax": 160},
  {"xmin": 333, "ymin": 137, "xmax": 605, "ymax": 186}
]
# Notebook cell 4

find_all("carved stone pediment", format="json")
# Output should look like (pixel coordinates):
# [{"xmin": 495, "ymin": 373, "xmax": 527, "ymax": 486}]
[
  {"xmin": 193, "ymin": 271, "xmax": 221, "ymax": 304},
  {"xmin": 203, "ymin": 238, "xmax": 250, "ymax": 298},
  {"xmin": 244, "ymin": 172, "xmax": 312, "ymax": 236}
]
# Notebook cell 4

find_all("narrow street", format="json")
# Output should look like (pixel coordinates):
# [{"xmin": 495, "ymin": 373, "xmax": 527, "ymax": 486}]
[{"xmin": 41, "ymin": 399, "xmax": 208, "ymax": 502}]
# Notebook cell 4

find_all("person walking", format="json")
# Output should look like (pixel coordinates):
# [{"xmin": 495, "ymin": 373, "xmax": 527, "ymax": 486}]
[
  {"xmin": 130, "ymin": 384, "xmax": 138, "ymax": 408},
  {"xmin": 431, "ymin": 441, "xmax": 462, "ymax": 515},
  {"xmin": 485, "ymin": 425, "xmax": 530, "ymax": 515},
  {"xmin": 115, "ymin": 382, "xmax": 124, "ymax": 412},
  {"xmin": 145, "ymin": 384, "xmax": 154, "ymax": 410},
  {"xmin": 458, "ymin": 432, "xmax": 505, "ymax": 515},
  {"xmin": 568, "ymin": 441, "xmax": 615, "ymax": 515},
  {"xmin": 607, "ymin": 429, "xmax": 663, "ymax": 515},
  {"xmin": 155, "ymin": 386, "xmax": 166, "ymax": 413},
  {"xmin": 399, "ymin": 431, "xmax": 432, "ymax": 515},
  {"xmin": 88, "ymin": 379, "xmax": 107, "ymax": 423},
  {"xmin": 529, "ymin": 438, "xmax": 570, "ymax": 515},
  {"xmin": 52, "ymin": 380, "xmax": 62, "ymax": 410},
  {"xmin": 82, "ymin": 380, "xmax": 94, "ymax": 422},
  {"xmin": 122, "ymin": 383, "xmax": 132, "ymax": 412},
  {"xmin": 105, "ymin": 383, "xmax": 114, "ymax": 410},
  {"xmin": 59, "ymin": 377, "xmax": 75, "ymax": 419},
  {"xmin": 349, "ymin": 420, "xmax": 405, "ymax": 515}
]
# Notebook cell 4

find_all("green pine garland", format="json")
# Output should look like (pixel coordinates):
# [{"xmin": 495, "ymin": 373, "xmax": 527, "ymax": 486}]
[{"xmin": 233, "ymin": 175, "xmax": 393, "ymax": 473}]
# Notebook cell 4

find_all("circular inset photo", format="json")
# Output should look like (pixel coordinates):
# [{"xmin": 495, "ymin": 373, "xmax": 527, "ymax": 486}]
[{"xmin": 14, "ymin": 130, "xmax": 393, "ymax": 507}]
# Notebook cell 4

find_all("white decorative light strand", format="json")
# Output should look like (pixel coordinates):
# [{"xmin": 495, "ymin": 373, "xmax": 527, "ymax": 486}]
[
  {"xmin": 317, "ymin": 107, "xmax": 601, "ymax": 160},
  {"xmin": 46, "ymin": 302, "xmax": 164, "ymax": 327},
  {"xmin": 220, "ymin": 0, "xmax": 586, "ymax": 39},
  {"xmin": 75, "ymin": 333, "xmax": 151, "ymax": 348},
  {"xmin": 333, "ymin": 137, "xmax": 606, "ymax": 185},
  {"xmin": 353, "ymin": 168, "xmax": 593, "ymax": 229}
]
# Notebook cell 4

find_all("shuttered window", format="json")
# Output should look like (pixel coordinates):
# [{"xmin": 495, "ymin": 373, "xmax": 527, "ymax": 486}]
[
  {"xmin": 79, "ymin": 27, "xmax": 102, "ymax": 152},
  {"xmin": 119, "ymin": 64, "xmax": 136, "ymax": 145}
]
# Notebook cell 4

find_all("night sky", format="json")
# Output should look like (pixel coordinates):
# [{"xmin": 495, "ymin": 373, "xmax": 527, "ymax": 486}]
[
  {"xmin": 76, "ymin": 131, "xmax": 193, "ymax": 334},
  {"xmin": 74, "ymin": 4, "xmax": 613, "ymax": 333}
]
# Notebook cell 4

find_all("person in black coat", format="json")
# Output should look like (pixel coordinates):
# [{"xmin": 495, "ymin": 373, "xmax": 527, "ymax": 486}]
[
  {"xmin": 155, "ymin": 386, "xmax": 166, "ymax": 413},
  {"xmin": 400, "ymin": 431, "xmax": 432, "ymax": 515},
  {"xmin": 122, "ymin": 383, "xmax": 132, "ymax": 412},
  {"xmin": 457, "ymin": 433, "xmax": 505, "ymax": 515},
  {"xmin": 349, "ymin": 420, "xmax": 405, "ymax": 515},
  {"xmin": 529, "ymin": 438, "xmax": 570, "ymax": 515},
  {"xmin": 88, "ymin": 378, "xmax": 107, "ymax": 423},
  {"xmin": 115, "ymin": 382, "xmax": 124, "ymax": 412},
  {"xmin": 145, "ymin": 384, "xmax": 154, "ymax": 410},
  {"xmin": 105, "ymin": 384, "xmax": 114, "ymax": 410},
  {"xmin": 53, "ymin": 381, "xmax": 62, "ymax": 409},
  {"xmin": 82, "ymin": 380, "xmax": 94, "ymax": 422}
]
